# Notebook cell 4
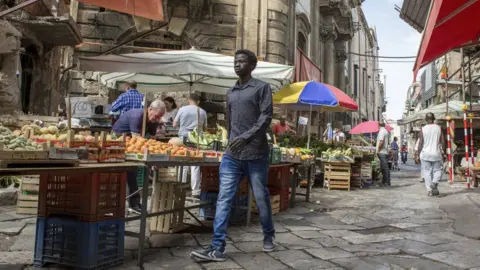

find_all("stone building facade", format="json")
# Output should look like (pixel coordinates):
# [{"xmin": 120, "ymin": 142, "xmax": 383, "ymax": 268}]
[{"xmin": 0, "ymin": 0, "xmax": 384, "ymax": 133}]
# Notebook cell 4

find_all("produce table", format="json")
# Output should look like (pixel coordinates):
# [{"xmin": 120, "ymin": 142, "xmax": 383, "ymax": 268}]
[{"xmin": 3, "ymin": 160, "xmax": 311, "ymax": 268}]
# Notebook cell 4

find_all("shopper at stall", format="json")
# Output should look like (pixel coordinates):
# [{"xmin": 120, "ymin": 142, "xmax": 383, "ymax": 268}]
[
  {"xmin": 333, "ymin": 127, "xmax": 346, "ymax": 142},
  {"xmin": 191, "ymin": 49, "xmax": 276, "ymax": 262},
  {"xmin": 162, "ymin": 96, "xmax": 178, "ymax": 125},
  {"xmin": 376, "ymin": 121, "xmax": 391, "ymax": 186},
  {"xmin": 110, "ymin": 80, "xmax": 144, "ymax": 115},
  {"xmin": 112, "ymin": 100, "xmax": 166, "ymax": 214},
  {"xmin": 272, "ymin": 117, "xmax": 295, "ymax": 136},
  {"xmin": 416, "ymin": 113, "xmax": 445, "ymax": 196},
  {"xmin": 173, "ymin": 93, "xmax": 207, "ymax": 196}
]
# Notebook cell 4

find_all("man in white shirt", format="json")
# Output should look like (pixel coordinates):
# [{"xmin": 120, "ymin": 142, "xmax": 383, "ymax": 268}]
[
  {"xmin": 416, "ymin": 113, "xmax": 445, "ymax": 196},
  {"xmin": 376, "ymin": 121, "xmax": 391, "ymax": 186},
  {"xmin": 414, "ymin": 124, "xmax": 425, "ymax": 183},
  {"xmin": 174, "ymin": 94, "xmax": 207, "ymax": 196}
]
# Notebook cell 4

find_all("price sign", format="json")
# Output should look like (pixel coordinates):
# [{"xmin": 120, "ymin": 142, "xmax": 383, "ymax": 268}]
[
  {"xmin": 298, "ymin": 117, "xmax": 308, "ymax": 126},
  {"xmin": 68, "ymin": 97, "xmax": 94, "ymax": 118}
]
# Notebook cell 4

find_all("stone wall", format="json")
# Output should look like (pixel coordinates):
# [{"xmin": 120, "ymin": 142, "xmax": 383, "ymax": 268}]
[
  {"xmin": 65, "ymin": 0, "xmax": 297, "ymax": 109},
  {"xmin": 0, "ymin": 20, "xmax": 22, "ymax": 115}
]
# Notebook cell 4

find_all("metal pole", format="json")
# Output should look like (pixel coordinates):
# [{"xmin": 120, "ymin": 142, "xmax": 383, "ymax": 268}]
[
  {"xmin": 469, "ymin": 113, "xmax": 475, "ymax": 165},
  {"xmin": 461, "ymin": 48, "xmax": 471, "ymax": 188},
  {"xmin": 446, "ymin": 117, "xmax": 453, "ymax": 184},
  {"xmin": 445, "ymin": 55, "xmax": 449, "ymax": 115}
]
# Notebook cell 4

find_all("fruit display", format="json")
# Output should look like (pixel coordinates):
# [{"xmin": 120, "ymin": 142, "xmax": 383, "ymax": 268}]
[{"xmin": 126, "ymin": 137, "xmax": 202, "ymax": 157}]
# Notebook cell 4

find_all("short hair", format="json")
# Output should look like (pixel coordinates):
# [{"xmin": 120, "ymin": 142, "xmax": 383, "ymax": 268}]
[
  {"xmin": 189, "ymin": 93, "xmax": 200, "ymax": 103},
  {"xmin": 425, "ymin": 112, "xmax": 435, "ymax": 121},
  {"xmin": 149, "ymin": 99, "xmax": 166, "ymax": 111},
  {"xmin": 126, "ymin": 80, "xmax": 137, "ymax": 89},
  {"xmin": 378, "ymin": 121, "xmax": 385, "ymax": 127},
  {"xmin": 235, "ymin": 49, "xmax": 258, "ymax": 69},
  {"xmin": 163, "ymin": 96, "xmax": 177, "ymax": 109},
  {"xmin": 394, "ymin": 137, "xmax": 398, "ymax": 141}
]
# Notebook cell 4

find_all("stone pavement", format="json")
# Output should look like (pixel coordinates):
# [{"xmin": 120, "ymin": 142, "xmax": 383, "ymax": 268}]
[{"xmin": 2, "ymin": 161, "xmax": 480, "ymax": 269}]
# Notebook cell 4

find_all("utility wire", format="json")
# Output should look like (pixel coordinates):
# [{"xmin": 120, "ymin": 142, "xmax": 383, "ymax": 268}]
[{"xmin": 348, "ymin": 51, "xmax": 417, "ymax": 59}]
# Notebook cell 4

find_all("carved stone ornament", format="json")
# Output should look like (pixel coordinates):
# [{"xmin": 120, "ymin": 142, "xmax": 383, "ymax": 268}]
[
  {"xmin": 320, "ymin": 25, "xmax": 337, "ymax": 42},
  {"xmin": 335, "ymin": 49, "xmax": 348, "ymax": 62}
]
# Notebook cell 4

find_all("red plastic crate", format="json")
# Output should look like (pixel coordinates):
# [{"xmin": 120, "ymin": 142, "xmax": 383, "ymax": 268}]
[
  {"xmin": 38, "ymin": 172, "xmax": 127, "ymax": 222},
  {"xmin": 268, "ymin": 166, "xmax": 291, "ymax": 188},
  {"xmin": 200, "ymin": 167, "xmax": 248, "ymax": 194}
]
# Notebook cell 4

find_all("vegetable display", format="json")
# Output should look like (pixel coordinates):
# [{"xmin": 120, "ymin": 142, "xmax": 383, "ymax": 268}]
[
  {"xmin": 321, "ymin": 146, "xmax": 354, "ymax": 162},
  {"xmin": 0, "ymin": 126, "xmax": 43, "ymax": 151},
  {"xmin": 187, "ymin": 124, "xmax": 228, "ymax": 148}
]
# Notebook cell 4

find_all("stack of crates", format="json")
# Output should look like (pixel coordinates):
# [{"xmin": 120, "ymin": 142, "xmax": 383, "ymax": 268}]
[
  {"xmin": 268, "ymin": 166, "xmax": 290, "ymax": 211},
  {"xmin": 34, "ymin": 171, "xmax": 127, "ymax": 269},
  {"xmin": 199, "ymin": 167, "xmax": 249, "ymax": 224},
  {"xmin": 361, "ymin": 162, "xmax": 373, "ymax": 188},
  {"xmin": 199, "ymin": 192, "xmax": 249, "ymax": 225}
]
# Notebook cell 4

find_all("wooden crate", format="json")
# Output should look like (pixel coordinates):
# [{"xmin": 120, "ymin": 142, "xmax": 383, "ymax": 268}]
[
  {"xmin": 252, "ymin": 195, "xmax": 281, "ymax": 215},
  {"xmin": 149, "ymin": 181, "xmax": 188, "ymax": 233},
  {"xmin": 324, "ymin": 162, "xmax": 351, "ymax": 191},
  {"xmin": 17, "ymin": 175, "xmax": 40, "ymax": 215}
]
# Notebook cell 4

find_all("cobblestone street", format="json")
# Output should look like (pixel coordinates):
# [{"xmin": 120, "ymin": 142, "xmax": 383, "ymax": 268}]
[{"xmin": 2, "ymin": 161, "xmax": 480, "ymax": 269}]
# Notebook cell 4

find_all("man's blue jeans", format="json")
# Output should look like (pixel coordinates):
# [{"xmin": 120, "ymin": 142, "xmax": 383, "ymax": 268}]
[{"xmin": 212, "ymin": 154, "xmax": 275, "ymax": 251}]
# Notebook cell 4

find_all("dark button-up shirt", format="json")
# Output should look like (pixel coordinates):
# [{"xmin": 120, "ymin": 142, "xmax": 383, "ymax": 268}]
[
  {"xmin": 112, "ymin": 109, "xmax": 157, "ymax": 136},
  {"xmin": 225, "ymin": 78, "xmax": 273, "ymax": 160}
]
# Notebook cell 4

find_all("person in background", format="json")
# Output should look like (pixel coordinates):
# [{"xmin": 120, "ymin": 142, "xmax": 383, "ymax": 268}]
[
  {"xmin": 110, "ymin": 80, "xmax": 144, "ymax": 115},
  {"xmin": 416, "ymin": 113, "xmax": 445, "ymax": 196},
  {"xmin": 376, "ymin": 121, "xmax": 391, "ymax": 186},
  {"xmin": 162, "ymin": 96, "xmax": 178, "ymax": 125},
  {"xmin": 272, "ymin": 117, "xmax": 295, "ymax": 136},
  {"xmin": 333, "ymin": 128, "xmax": 346, "ymax": 142},
  {"xmin": 415, "ymin": 124, "xmax": 425, "ymax": 182},
  {"xmin": 112, "ymin": 100, "xmax": 166, "ymax": 214},
  {"xmin": 191, "ymin": 49, "xmax": 276, "ymax": 262},
  {"xmin": 391, "ymin": 137, "xmax": 400, "ymax": 168},
  {"xmin": 173, "ymin": 93, "xmax": 207, "ymax": 196}
]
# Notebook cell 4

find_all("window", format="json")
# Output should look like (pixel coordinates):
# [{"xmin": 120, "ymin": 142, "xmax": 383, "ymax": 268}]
[{"xmin": 297, "ymin": 32, "xmax": 307, "ymax": 54}]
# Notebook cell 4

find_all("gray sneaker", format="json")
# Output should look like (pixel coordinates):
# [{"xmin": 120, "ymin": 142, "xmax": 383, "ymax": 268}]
[
  {"xmin": 263, "ymin": 236, "xmax": 276, "ymax": 252},
  {"xmin": 190, "ymin": 245, "xmax": 227, "ymax": 262}
]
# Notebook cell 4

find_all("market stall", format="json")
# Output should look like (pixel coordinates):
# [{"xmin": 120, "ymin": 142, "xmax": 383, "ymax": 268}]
[{"xmin": 71, "ymin": 48, "xmax": 299, "ymax": 268}]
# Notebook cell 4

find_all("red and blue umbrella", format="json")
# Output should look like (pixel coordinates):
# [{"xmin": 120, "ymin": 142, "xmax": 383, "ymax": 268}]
[
  {"xmin": 273, "ymin": 81, "xmax": 358, "ymax": 148},
  {"xmin": 272, "ymin": 81, "xmax": 358, "ymax": 112}
]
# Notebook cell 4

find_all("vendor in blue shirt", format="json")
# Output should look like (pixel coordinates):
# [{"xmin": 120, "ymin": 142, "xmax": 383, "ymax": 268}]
[
  {"xmin": 110, "ymin": 80, "xmax": 144, "ymax": 115},
  {"xmin": 112, "ymin": 100, "xmax": 166, "ymax": 214}
]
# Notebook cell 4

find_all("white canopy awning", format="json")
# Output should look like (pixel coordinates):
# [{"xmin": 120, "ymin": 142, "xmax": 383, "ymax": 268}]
[
  {"xmin": 398, "ymin": 100, "xmax": 479, "ymax": 125},
  {"xmin": 78, "ymin": 49, "xmax": 294, "ymax": 95}
]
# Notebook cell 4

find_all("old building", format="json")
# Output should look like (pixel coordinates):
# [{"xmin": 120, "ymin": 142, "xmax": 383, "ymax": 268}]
[
  {"xmin": 0, "ymin": 0, "xmax": 384, "ymax": 135},
  {"xmin": 0, "ymin": 0, "xmax": 81, "ymax": 119}
]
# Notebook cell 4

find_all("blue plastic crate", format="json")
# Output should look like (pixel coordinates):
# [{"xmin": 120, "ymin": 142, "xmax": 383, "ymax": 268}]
[
  {"xmin": 34, "ymin": 217, "xmax": 125, "ymax": 270},
  {"xmin": 199, "ymin": 192, "xmax": 248, "ymax": 224}
]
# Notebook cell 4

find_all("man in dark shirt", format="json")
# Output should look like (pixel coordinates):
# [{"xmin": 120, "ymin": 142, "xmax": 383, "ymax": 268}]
[
  {"xmin": 112, "ymin": 100, "xmax": 165, "ymax": 214},
  {"xmin": 191, "ymin": 49, "xmax": 275, "ymax": 262}
]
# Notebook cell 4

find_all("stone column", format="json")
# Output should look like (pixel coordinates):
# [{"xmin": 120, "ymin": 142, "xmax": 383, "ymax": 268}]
[
  {"xmin": 321, "ymin": 28, "xmax": 337, "ymax": 85},
  {"xmin": 335, "ymin": 42, "xmax": 348, "ymax": 91}
]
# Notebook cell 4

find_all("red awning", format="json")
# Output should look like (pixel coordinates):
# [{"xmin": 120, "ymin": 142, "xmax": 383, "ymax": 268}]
[
  {"xmin": 77, "ymin": 0, "xmax": 165, "ymax": 21},
  {"xmin": 414, "ymin": 0, "xmax": 480, "ymax": 79}
]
